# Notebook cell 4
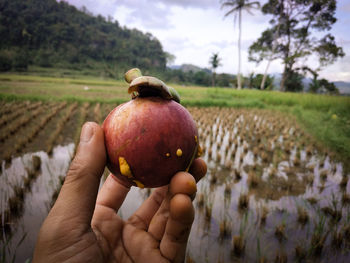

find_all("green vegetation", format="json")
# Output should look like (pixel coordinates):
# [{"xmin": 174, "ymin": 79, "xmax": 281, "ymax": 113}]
[
  {"xmin": 221, "ymin": 0, "xmax": 261, "ymax": 90},
  {"xmin": 1, "ymin": 73, "xmax": 349, "ymax": 164},
  {"xmin": 249, "ymin": 0, "xmax": 344, "ymax": 91},
  {"xmin": 0, "ymin": 0, "xmax": 166, "ymax": 75},
  {"xmin": 0, "ymin": 0, "xmax": 233, "ymax": 87}
]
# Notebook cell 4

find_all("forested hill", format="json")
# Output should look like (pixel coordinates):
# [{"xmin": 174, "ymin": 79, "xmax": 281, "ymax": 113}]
[{"xmin": 0, "ymin": 0, "xmax": 167, "ymax": 75}]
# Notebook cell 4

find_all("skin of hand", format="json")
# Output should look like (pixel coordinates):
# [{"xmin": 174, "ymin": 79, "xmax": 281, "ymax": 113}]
[{"xmin": 32, "ymin": 122, "xmax": 207, "ymax": 263}]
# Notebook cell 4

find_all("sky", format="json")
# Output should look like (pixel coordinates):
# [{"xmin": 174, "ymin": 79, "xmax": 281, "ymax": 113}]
[{"xmin": 64, "ymin": 0, "xmax": 350, "ymax": 82}]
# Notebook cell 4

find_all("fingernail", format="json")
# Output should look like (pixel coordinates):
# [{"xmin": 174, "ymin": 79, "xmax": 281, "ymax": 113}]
[{"xmin": 80, "ymin": 122, "xmax": 94, "ymax": 143}]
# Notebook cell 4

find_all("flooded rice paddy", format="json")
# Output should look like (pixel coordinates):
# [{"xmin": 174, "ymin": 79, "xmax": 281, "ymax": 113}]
[{"xmin": 1, "ymin": 101, "xmax": 349, "ymax": 262}]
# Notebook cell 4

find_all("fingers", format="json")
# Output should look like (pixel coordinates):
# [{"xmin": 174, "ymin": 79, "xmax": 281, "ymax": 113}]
[
  {"xmin": 169, "ymin": 172, "xmax": 197, "ymax": 198},
  {"xmin": 49, "ymin": 122, "xmax": 106, "ymax": 226},
  {"xmin": 95, "ymin": 174, "xmax": 131, "ymax": 212},
  {"xmin": 160, "ymin": 194, "xmax": 194, "ymax": 262},
  {"xmin": 127, "ymin": 186, "xmax": 168, "ymax": 230},
  {"xmin": 147, "ymin": 172, "xmax": 197, "ymax": 242},
  {"xmin": 188, "ymin": 158, "xmax": 207, "ymax": 182},
  {"xmin": 129, "ymin": 158, "xmax": 206, "ymax": 241}
]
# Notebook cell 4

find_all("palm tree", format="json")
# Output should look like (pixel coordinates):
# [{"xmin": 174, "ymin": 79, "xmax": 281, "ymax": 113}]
[
  {"xmin": 209, "ymin": 52, "xmax": 222, "ymax": 87},
  {"xmin": 221, "ymin": 0, "xmax": 260, "ymax": 90}
]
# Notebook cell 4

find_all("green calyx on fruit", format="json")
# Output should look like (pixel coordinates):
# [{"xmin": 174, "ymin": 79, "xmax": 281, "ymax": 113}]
[{"xmin": 124, "ymin": 68, "xmax": 181, "ymax": 103}]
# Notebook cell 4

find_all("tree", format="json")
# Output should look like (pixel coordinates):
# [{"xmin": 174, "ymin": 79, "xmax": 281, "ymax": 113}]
[
  {"xmin": 284, "ymin": 69, "xmax": 303, "ymax": 92},
  {"xmin": 249, "ymin": 0, "xmax": 345, "ymax": 91},
  {"xmin": 248, "ymin": 73, "xmax": 275, "ymax": 90},
  {"xmin": 319, "ymin": 78, "xmax": 338, "ymax": 94},
  {"xmin": 209, "ymin": 52, "xmax": 222, "ymax": 86},
  {"xmin": 165, "ymin": 52, "xmax": 176, "ymax": 67},
  {"xmin": 221, "ymin": 0, "xmax": 260, "ymax": 90},
  {"xmin": 0, "ymin": 0, "xmax": 168, "ymax": 74}
]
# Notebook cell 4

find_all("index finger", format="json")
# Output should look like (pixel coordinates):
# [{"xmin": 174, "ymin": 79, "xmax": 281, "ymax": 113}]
[{"xmin": 95, "ymin": 174, "xmax": 131, "ymax": 212}]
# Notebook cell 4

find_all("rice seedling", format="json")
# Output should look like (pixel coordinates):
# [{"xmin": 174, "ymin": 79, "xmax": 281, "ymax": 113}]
[
  {"xmin": 232, "ymin": 235, "xmax": 245, "ymax": 257},
  {"xmin": 235, "ymin": 169, "xmax": 242, "ymax": 181},
  {"xmin": 238, "ymin": 193, "xmax": 249, "ymax": 211},
  {"xmin": 248, "ymin": 170, "xmax": 259, "ymax": 188},
  {"xmin": 319, "ymin": 169, "xmax": 328, "ymax": 181},
  {"xmin": 310, "ymin": 213, "xmax": 328, "ymax": 257},
  {"xmin": 8, "ymin": 196, "xmax": 23, "ymax": 216},
  {"xmin": 2, "ymin": 102, "xmax": 67, "ymax": 161},
  {"xmin": 205, "ymin": 204, "xmax": 213, "ymax": 223},
  {"xmin": 196, "ymin": 193, "xmax": 205, "ymax": 209},
  {"xmin": 297, "ymin": 206, "xmax": 309, "ymax": 225},
  {"xmin": 261, "ymin": 151, "xmax": 269, "ymax": 163},
  {"xmin": 274, "ymin": 251, "xmax": 287, "ymax": 263},
  {"xmin": 322, "ymin": 206, "xmax": 342, "ymax": 223},
  {"xmin": 275, "ymin": 223, "xmax": 286, "ymax": 242},
  {"xmin": 331, "ymin": 230, "xmax": 343, "ymax": 249},
  {"xmin": 293, "ymin": 154, "xmax": 301, "ymax": 167},
  {"xmin": 224, "ymin": 183, "xmax": 231, "ymax": 198},
  {"xmin": 304, "ymin": 173, "xmax": 314, "ymax": 186},
  {"xmin": 342, "ymin": 193, "xmax": 350, "ymax": 205},
  {"xmin": 256, "ymin": 235, "xmax": 268, "ymax": 263},
  {"xmin": 219, "ymin": 216, "xmax": 231, "ymax": 239},
  {"xmin": 46, "ymin": 103, "xmax": 78, "ymax": 154},
  {"xmin": 32, "ymin": 155, "xmax": 41, "ymax": 172},
  {"xmin": 340, "ymin": 175, "xmax": 348, "ymax": 189},
  {"xmin": 343, "ymin": 224, "xmax": 350, "ymax": 243},
  {"xmin": 295, "ymin": 244, "xmax": 307, "ymax": 262},
  {"xmin": 0, "ymin": 107, "xmax": 45, "ymax": 142},
  {"xmin": 260, "ymin": 206, "xmax": 269, "ymax": 225},
  {"xmin": 210, "ymin": 172, "xmax": 217, "ymax": 186},
  {"xmin": 0, "ymin": 101, "xmax": 42, "ymax": 127},
  {"xmin": 224, "ymin": 159, "xmax": 233, "ymax": 169},
  {"xmin": 305, "ymin": 145, "xmax": 313, "ymax": 157},
  {"xmin": 217, "ymin": 153, "xmax": 222, "ymax": 163}
]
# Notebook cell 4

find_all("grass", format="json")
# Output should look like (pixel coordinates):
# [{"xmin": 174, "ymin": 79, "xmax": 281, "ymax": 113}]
[{"xmin": 1, "ymin": 72, "xmax": 349, "ymax": 166}]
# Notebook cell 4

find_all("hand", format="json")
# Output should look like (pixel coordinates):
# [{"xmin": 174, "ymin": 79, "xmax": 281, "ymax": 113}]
[{"xmin": 33, "ymin": 122, "xmax": 207, "ymax": 263}]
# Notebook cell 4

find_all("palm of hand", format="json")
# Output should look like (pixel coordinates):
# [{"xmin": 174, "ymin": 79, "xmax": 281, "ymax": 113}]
[
  {"xmin": 91, "ymin": 182, "xmax": 194, "ymax": 263},
  {"xmin": 35, "ymin": 174, "xmax": 197, "ymax": 263}
]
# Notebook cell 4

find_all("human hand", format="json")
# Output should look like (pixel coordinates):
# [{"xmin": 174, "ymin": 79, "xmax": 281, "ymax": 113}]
[{"xmin": 33, "ymin": 122, "xmax": 207, "ymax": 263}]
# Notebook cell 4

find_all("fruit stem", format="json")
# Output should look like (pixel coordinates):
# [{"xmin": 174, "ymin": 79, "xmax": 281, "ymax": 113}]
[{"xmin": 125, "ymin": 68, "xmax": 142, "ymax": 83}]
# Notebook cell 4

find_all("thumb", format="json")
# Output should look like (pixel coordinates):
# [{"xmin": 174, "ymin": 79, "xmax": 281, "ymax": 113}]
[{"xmin": 50, "ymin": 122, "xmax": 106, "ymax": 226}]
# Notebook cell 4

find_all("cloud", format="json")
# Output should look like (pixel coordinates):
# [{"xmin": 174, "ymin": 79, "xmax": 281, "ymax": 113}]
[
  {"xmin": 120, "ymin": 2, "xmax": 174, "ymax": 30},
  {"xmin": 154, "ymin": 0, "xmax": 219, "ymax": 9},
  {"xmin": 62, "ymin": 0, "xmax": 350, "ymax": 81},
  {"xmin": 319, "ymin": 55, "xmax": 350, "ymax": 82},
  {"xmin": 64, "ymin": 0, "xmax": 175, "ymax": 29},
  {"xmin": 114, "ymin": 0, "xmax": 220, "ymax": 9}
]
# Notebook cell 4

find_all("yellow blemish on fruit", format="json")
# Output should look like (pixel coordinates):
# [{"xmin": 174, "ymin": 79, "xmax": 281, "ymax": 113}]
[
  {"xmin": 119, "ymin": 157, "xmax": 133, "ymax": 178},
  {"xmin": 194, "ymin": 135, "xmax": 198, "ymax": 143},
  {"xmin": 133, "ymin": 180, "xmax": 145, "ymax": 188},
  {"xmin": 166, "ymin": 153, "xmax": 170, "ymax": 157},
  {"xmin": 176, "ymin": 149, "xmax": 183, "ymax": 157}
]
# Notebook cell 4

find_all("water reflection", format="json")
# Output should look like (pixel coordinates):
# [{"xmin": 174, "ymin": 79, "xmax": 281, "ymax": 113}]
[
  {"xmin": 1, "ymin": 144, "xmax": 74, "ymax": 263},
  {"xmin": 1, "ymin": 108, "xmax": 350, "ymax": 263}
]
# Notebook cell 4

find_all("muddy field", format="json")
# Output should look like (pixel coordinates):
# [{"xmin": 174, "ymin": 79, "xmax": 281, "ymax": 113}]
[{"xmin": 1, "ymin": 100, "xmax": 349, "ymax": 262}]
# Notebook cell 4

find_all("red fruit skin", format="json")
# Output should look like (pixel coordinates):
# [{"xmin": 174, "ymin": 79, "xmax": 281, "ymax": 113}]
[{"xmin": 102, "ymin": 97, "xmax": 198, "ymax": 188}]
